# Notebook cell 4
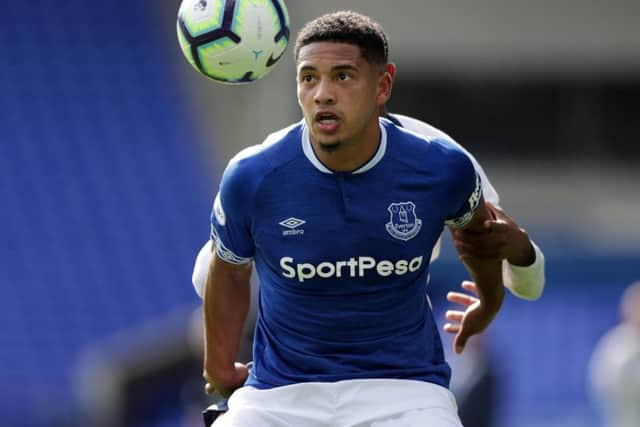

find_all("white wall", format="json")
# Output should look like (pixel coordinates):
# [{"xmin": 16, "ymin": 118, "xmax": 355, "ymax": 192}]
[{"xmin": 293, "ymin": 0, "xmax": 640, "ymax": 77}]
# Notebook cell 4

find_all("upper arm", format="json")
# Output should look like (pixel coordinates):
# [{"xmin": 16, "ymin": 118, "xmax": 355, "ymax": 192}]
[
  {"xmin": 210, "ymin": 159, "xmax": 256, "ymax": 265},
  {"xmin": 442, "ymin": 145, "xmax": 484, "ymax": 230},
  {"xmin": 455, "ymin": 195, "xmax": 492, "ymax": 233},
  {"xmin": 210, "ymin": 250, "xmax": 253, "ymax": 287},
  {"xmin": 394, "ymin": 114, "xmax": 500, "ymax": 206}
]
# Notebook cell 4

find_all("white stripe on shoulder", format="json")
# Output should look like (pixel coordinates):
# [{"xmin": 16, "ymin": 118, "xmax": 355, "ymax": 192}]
[{"xmin": 392, "ymin": 113, "xmax": 455, "ymax": 142}]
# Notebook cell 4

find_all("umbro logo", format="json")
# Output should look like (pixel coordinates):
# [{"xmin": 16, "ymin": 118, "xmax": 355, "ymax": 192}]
[{"xmin": 279, "ymin": 217, "xmax": 305, "ymax": 236}]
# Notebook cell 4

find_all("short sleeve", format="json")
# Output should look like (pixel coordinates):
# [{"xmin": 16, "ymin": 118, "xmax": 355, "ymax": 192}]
[
  {"xmin": 443, "ymin": 149, "xmax": 483, "ymax": 229},
  {"xmin": 210, "ymin": 160, "xmax": 255, "ymax": 265}
]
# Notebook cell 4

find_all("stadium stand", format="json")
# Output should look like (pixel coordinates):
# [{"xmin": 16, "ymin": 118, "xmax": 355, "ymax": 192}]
[{"xmin": 0, "ymin": 1, "xmax": 208, "ymax": 425}]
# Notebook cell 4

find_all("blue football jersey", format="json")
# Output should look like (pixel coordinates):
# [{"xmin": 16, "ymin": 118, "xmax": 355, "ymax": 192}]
[{"xmin": 210, "ymin": 118, "xmax": 482, "ymax": 390}]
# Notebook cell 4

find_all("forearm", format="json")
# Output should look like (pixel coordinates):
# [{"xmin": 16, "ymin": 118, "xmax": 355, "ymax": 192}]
[
  {"xmin": 505, "ymin": 226, "xmax": 535, "ymax": 266},
  {"xmin": 455, "ymin": 197, "xmax": 504, "ymax": 312},
  {"xmin": 503, "ymin": 241, "xmax": 545, "ymax": 300},
  {"xmin": 462, "ymin": 257, "xmax": 505, "ymax": 312},
  {"xmin": 453, "ymin": 254, "xmax": 504, "ymax": 354},
  {"xmin": 203, "ymin": 255, "xmax": 251, "ymax": 384}
]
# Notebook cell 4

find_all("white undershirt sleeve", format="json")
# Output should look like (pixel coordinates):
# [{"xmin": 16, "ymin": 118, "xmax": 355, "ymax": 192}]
[
  {"xmin": 192, "ymin": 240, "xmax": 214, "ymax": 299},
  {"xmin": 502, "ymin": 241, "xmax": 545, "ymax": 300}
]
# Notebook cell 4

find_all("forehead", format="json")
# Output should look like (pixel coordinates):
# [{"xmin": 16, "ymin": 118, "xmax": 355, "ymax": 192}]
[{"xmin": 296, "ymin": 42, "xmax": 365, "ymax": 71}]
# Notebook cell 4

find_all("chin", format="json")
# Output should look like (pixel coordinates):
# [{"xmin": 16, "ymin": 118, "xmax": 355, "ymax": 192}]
[
  {"xmin": 318, "ymin": 141, "xmax": 341, "ymax": 152},
  {"xmin": 311, "ymin": 131, "xmax": 341, "ymax": 149}
]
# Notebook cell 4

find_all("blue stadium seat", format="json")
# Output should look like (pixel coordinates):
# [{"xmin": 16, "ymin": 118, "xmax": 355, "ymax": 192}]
[{"xmin": 0, "ymin": 1, "xmax": 211, "ymax": 425}]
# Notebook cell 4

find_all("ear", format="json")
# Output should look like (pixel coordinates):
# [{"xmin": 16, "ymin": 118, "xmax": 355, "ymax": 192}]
[
  {"xmin": 387, "ymin": 63, "xmax": 396, "ymax": 79},
  {"xmin": 376, "ymin": 65, "xmax": 393, "ymax": 105}
]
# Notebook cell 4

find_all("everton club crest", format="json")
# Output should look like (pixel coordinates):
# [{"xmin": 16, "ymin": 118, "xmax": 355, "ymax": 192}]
[{"xmin": 386, "ymin": 201, "xmax": 422, "ymax": 241}]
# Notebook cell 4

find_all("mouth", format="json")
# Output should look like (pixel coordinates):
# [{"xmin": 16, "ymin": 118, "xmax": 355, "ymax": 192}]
[{"xmin": 314, "ymin": 111, "xmax": 340, "ymax": 133}]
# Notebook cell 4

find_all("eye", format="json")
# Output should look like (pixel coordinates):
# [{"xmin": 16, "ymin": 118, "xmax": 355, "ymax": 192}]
[
  {"xmin": 301, "ymin": 74, "xmax": 314, "ymax": 83},
  {"xmin": 337, "ymin": 72, "xmax": 349, "ymax": 81}
]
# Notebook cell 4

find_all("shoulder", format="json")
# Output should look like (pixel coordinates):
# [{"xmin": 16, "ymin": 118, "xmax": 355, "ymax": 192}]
[
  {"xmin": 390, "ymin": 113, "xmax": 454, "ymax": 142},
  {"xmin": 383, "ymin": 118, "xmax": 472, "ymax": 172},
  {"xmin": 390, "ymin": 113, "xmax": 500, "ymax": 205},
  {"xmin": 223, "ymin": 121, "xmax": 303, "ymax": 186},
  {"xmin": 219, "ymin": 122, "xmax": 303, "ymax": 214},
  {"xmin": 389, "ymin": 113, "xmax": 470, "ymax": 163}
]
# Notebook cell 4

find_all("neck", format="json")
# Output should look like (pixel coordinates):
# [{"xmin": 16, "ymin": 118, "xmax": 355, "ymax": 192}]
[{"xmin": 310, "ymin": 118, "xmax": 381, "ymax": 173}]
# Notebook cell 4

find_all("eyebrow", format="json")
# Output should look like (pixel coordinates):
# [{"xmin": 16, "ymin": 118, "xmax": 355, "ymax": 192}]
[{"xmin": 298, "ymin": 64, "xmax": 359, "ymax": 73}]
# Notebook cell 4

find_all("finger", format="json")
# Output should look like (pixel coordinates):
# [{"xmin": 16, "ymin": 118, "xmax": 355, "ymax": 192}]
[
  {"xmin": 461, "ymin": 281, "xmax": 479, "ymax": 296},
  {"xmin": 485, "ymin": 219, "xmax": 511, "ymax": 234},
  {"xmin": 484, "ymin": 201, "xmax": 497, "ymax": 220},
  {"xmin": 488, "ymin": 205, "xmax": 517, "ymax": 227},
  {"xmin": 446, "ymin": 310, "xmax": 465, "ymax": 322},
  {"xmin": 466, "ymin": 248, "xmax": 503, "ymax": 259},
  {"xmin": 443, "ymin": 323, "xmax": 460, "ymax": 334},
  {"xmin": 454, "ymin": 246, "xmax": 491, "ymax": 260},
  {"xmin": 453, "ymin": 240, "xmax": 473, "ymax": 252},
  {"xmin": 453, "ymin": 231, "xmax": 489, "ymax": 245},
  {"xmin": 447, "ymin": 291, "xmax": 477, "ymax": 307},
  {"xmin": 454, "ymin": 331, "xmax": 468, "ymax": 354},
  {"xmin": 485, "ymin": 201, "xmax": 505, "ymax": 217},
  {"xmin": 454, "ymin": 238, "xmax": 501, "ymax": 254},
  {"xmin": 453, "ymin": 241, "xmax": 473, "ymax": 256},
  {"xmin": 456, "ymin": 243, "xmax": 502, "ymax": 259}
]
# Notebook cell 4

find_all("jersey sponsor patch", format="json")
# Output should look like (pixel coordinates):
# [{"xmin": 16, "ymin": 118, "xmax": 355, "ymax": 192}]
[
  {"xmin": 280, "ymin": 255, "xmax": 423, "ymax": 283},
  {"xmin": 385, "ymin": 201, "xmax": 422, "ymax": 241}
]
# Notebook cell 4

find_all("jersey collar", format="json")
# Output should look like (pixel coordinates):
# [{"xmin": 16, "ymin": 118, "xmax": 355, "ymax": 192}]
[{"xmin": 301, "ymin": 120, "xmax": 387, "ymax": 175}]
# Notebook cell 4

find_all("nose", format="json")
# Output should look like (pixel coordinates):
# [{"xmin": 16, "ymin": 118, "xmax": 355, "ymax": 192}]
[{"xmin": 313, "ymin": 78, "xmax": 335, "ymax": 105}]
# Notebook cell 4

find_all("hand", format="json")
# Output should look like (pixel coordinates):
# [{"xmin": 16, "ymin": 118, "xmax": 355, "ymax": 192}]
[
  {"xmin": 443, "ymin": 281, "xmax": 501, "ymax": 354},
  {"xmin": 451, "ymin": 202, "xmax": 535, "ymax": 266},
  {"xmin": 203, "ymin": 362, "xmax": 249, "ymax": 398}
]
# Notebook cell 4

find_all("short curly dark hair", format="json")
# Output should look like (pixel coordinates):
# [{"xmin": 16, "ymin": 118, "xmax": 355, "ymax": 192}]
[{"xmin": 294, "ymin": 11, "xmax": 389, "ymax": 66}]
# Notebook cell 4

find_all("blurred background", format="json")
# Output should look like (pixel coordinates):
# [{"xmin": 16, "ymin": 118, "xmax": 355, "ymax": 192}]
[{"xmin": 1, "ymin": 0, "xmax": 638, "ymax": 426}]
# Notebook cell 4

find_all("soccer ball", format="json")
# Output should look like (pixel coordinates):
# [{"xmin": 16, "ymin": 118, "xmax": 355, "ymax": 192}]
[{"xmin": 177, "ymin": 0, "xmax": 290, "ymax": 84}]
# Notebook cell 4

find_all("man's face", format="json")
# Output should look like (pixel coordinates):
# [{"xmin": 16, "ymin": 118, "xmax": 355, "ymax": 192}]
[{"xmin": 296, "ymin": 42, "xmax": 388, "ymax": 151}]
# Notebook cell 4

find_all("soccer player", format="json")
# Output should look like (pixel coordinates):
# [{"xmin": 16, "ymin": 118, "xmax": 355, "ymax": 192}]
[
  {"xmin": 192, "ymin": 59, "xmax": 545, "ymax": 365},
  {"xmin": 201, "ymin": 11, "xmax": 538, "ymax": 426}
]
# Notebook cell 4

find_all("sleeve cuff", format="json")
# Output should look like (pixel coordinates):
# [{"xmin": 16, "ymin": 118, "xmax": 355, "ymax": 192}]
[
  {"xmin": 502, "ymin": 241, "xmax": 545, "ymax": 300},
  {"xmin": 445, "ymin": 173, "xmax": 483, "ymax": 229},
  {"xmin": 210, "ymin": 227, "xmax": 253, "ymax": 265}
]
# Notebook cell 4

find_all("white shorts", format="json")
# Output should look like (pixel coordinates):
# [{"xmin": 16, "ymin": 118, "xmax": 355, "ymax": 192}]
[{"xmin": 212, "ymin": 378, "xmax": 463, "ymax": 427}]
